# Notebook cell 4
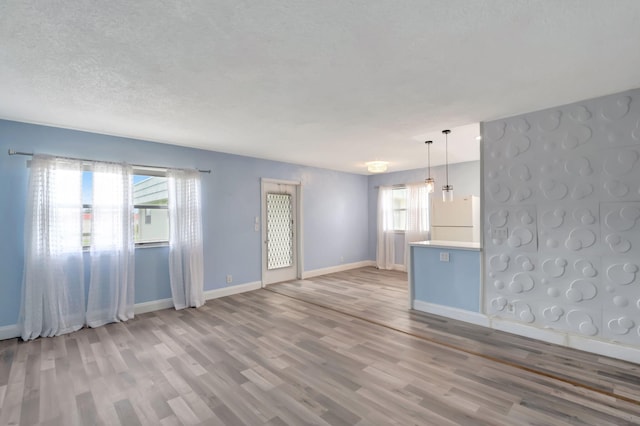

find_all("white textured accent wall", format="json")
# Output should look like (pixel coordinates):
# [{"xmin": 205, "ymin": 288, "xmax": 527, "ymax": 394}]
[{"xmin": 483, "ymin": 89, "xmax": 640, "ymax": 348}]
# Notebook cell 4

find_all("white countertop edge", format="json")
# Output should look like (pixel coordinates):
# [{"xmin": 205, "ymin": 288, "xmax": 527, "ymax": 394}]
[{"xmin": 409, "ymin": 240, "xmax": 482, "ymax": 251}]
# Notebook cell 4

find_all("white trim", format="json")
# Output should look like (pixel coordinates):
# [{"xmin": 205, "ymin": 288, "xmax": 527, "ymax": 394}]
[
  {"xmin": 412, "ymin": 300, "xmax": 640, "ymax": 364},
  {"xmin": 203, "ymin": 281, "xmax": 262, "ymax": 300},
  {"xmin": 134, "ymin": 298, "xmax": 174, "ymax": 315},
  {"xmin": 261, "ymin": 179, "xmax": 303, "ymax": 286},
  {"xmin": 301, "ymin": 260, "xmax": 375, "ymax": 279},
  {"xmin": 0, "ymin": 324, "xmax": 20, "ymax": 340},
  {"xmin": 1, "ymin": 280, "xmax": 264, "ymax": 341},
  {"xmin": 260, "ymin": 177, "xmax": 301, "ymax": 186},
  {"xmin": 413, "ymin": 300, "xmax": 490, "ymax": 327},
  {"xmin": 391, "ymin": 263, "xmax": 406, "ymax": 272}
]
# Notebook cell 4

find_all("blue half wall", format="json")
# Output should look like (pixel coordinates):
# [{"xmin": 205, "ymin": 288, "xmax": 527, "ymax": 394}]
[{"xmin": 0, "ymin": 119, "xmax": 370, "ymax": 327}]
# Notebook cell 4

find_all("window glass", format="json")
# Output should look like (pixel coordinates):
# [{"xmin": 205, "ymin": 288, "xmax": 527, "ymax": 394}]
[
  {"xmin": 81, "ymin": 172, "xmax": 169, "ymax": 247},
  {"xmin": 392, "ymin": 188, "xmax": 407, "ymax": 231}
]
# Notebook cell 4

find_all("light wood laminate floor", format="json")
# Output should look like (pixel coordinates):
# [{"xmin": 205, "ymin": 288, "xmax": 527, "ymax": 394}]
[{"xmin": 0, "ymin": 267, "xmax": 638, "ymax": 425}]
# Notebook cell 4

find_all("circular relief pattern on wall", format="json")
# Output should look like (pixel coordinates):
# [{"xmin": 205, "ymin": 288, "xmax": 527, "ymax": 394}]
[
  {"xmin": 605, "ymin": 234, "xmax": 632, "ymax": 253},
  {"xmin": 571, "ymin": 183, "xmax": 593, "ymax": 200},
  {"xmin": 510, "ymin": 118, "xmax": 530, "ymax": 133},
  {"xmin": 489, "ymin": 183, "xmax": 511, "ymax": 203},
  {"xmin": 604, "ymin": 180, "xmax": 629, "ymax": 198},
  {"xmin": 565, "ymin": 228, "xmax": 597, "ymax": 251},
  {"xmin": 509, "ymin": 164, "xmax": 531, "ymax": 181},
  {"xmin": 508, "ymin": 273, "xmax": 535, "ymax": 293},
  {"xmin": 603, "ymin": 150, "xmax": 639, "ymax": 177},
  {"xmin": 491, "ymin": 296, "xmax": 508, "ymax": 312},
  {"xmin": 541, "ymin": 209, "xmax": 565, "ymax": 229},
  {"xmin": 508, "ymin": 228, "xmax": 533, "ymax": 248},
  {"xmin": 568, "ymin": 105, "xmax": 591, "ymax": 122},
  {"xmin": 488, "ymin": 209, "xmax": 509, "ymax": 228},
  {"xmin": 489, "ymin": 254, "xmax": 510, "ymax": 272},
  {"xmin": 537, "ymin": 110, "xmax": 562, "ymax": 132},
  {"xmin": 604, "ymin": 207, "xmax": 640, "ymax": 232},
  {"xmin": 600, "ymin": 96, "xmax": 631, "ymax": 121},
  {"xmin": 485, "ymin": 121, "xmax": 507, "ymax": 141},
  {"xmin": 566, "ymin": 279, "xmax": 597, "ymax": 302},
  {"xmin": 516, "ymin": 255, "xmax": 534, "ymax": 271},
  {"xmin": 574, "ymin": 259, "xmax": 597, "ymax": 278},
  {"xmin": 514, "ymin": 186, "xmax": 533, "ymax": 202},
  {"xmin": 573, "ymin": 208, "xmax": 597, "ymax": 226},
  {"xmin": 606, "ymin": 263, "xmax": 639, "ymax": 286},
  {"xmin": 540, "ymin": 179, "xmax": 568, "ymax": 201},
  {"xmin": 608, "ymin": 317, "xmax": 635, "ymax": 335},
  {"xmin": 565, "ymin": 156, "xmax": 593, "ymax": 176},
  {"xmin": 542, "ymin": 258, "xmax": 567, "ymax": 278},
  {"xmin": 562, "ymin": 126, "xmax": 593, "ymax": 150},
  {"xmin": 567, "ymin": 309, "xmax": 598, "ymax": 336},
  {"xmin": 506, "ymin": 135, "xmax": 531, "ymax": 158},
  {"xmin": 542, "ymin": 305, "xmax": 564, "ymax": 322}
]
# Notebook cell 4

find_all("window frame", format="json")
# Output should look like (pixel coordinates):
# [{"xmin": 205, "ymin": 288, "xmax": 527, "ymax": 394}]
[
  {"xmin": 81, "ymin": 166, "xmax": 171, "ymax": 249},
  {"xmin": 391, "ymin": 186, "xmax": 408, "ymax": 233}
]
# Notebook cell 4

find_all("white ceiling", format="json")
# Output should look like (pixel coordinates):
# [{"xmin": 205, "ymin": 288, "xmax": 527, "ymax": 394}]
[{"xmin": 1, "ymin": 1, "xmax": 639, "ymax": 174}]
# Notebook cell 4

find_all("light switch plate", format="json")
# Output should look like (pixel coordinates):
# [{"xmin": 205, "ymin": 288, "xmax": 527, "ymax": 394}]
[{"xmin": 440, "ymin": 252, "xmax": 449, "ymax": 262}]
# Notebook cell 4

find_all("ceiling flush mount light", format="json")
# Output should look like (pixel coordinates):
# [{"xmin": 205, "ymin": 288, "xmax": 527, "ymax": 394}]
[
  {"xmin": 424, "ymin": 140, "xmax": 435, "ymax": 193},
  {"xmin": 366, "ymin": 161, "xmax": 388, "ymax": 173},
  {"xmin": 442, "ymin": 129, "xmax": 453, "ymax": 202}
]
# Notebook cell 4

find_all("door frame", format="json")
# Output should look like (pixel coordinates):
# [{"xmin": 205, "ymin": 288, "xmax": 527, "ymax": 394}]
[{"xmin": 260, "ymin": 178, "xmax": 303, "ymax": 287}]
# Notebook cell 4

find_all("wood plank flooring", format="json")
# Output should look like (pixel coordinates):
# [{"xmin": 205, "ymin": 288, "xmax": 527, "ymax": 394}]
[{"xmin": 0, "ymin": 266, "xmax": 638, "ymax": 425}]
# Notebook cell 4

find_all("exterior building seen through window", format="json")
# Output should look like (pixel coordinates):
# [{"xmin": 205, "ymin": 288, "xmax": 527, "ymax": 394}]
[{"xmin": 82, "ymin": 172, "xmax": 169, "ymax": 247}]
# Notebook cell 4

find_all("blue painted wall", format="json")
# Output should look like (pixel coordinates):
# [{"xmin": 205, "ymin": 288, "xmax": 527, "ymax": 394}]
[
  {"xmin": 366, "ymin": 161, "xmax": 481, "ymax": 264},
  {"xmin": 412, "ymin": 246, "xmax": 481, "ymax": 312},
  {"xmin": 0, "ymin": 119, "xmax": 369, "ymax": 327}
]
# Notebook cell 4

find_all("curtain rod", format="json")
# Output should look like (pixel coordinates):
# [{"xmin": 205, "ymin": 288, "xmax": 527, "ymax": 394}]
[
  {"xmin": 7, "ymin": 149, "xmax": 211, "ymax": 173},
  {"xmin": 374, "ymin": 182, "xmax": 425, "ymax": 189}
]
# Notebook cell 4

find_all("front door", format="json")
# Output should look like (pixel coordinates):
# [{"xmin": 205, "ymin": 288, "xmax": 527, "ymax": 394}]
[{"xmin": 261, "ymin": 180, "xmax": 299, "ymax": 285}]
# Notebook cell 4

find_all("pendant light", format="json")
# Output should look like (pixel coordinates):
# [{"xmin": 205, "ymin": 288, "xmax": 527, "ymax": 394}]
[
  {"xmin": 424, "ymin": 140, "xmax": 435, "ymax": 193},
  {"xmin": 442, "ymin": 129, "xmax": 453, "ymax": 202}
]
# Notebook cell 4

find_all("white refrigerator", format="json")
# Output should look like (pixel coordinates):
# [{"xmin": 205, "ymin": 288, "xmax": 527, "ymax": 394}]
[{"xmin": 430, "ymin": 196, "xmax": 480, "ymax": 242}]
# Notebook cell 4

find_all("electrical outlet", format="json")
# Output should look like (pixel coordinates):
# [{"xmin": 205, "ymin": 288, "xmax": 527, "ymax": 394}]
[
  {"xmin": 226, "ymin": 274, "xmax": 233, "ymax": 284},
  {"xmin": 254, "ymin": 223, "xmax": 259, "ymax": 232},
  {"xmin": 340, "ymin": 256, "xmax": 344, "ymax": 262},
  {"xmin": 492, "ymin": 227, "xmax": 508, "ymax": 239},
  {"xmin": 439, "ymin": 252, "xmax": 449, "ymax": 262},
  {"xmin": 506, "ymin": 303, "xmax": 515, "ymax": 314}
]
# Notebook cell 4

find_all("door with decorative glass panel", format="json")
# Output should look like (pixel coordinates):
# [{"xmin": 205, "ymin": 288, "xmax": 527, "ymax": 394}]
[{"xmin": 261, "ymin": 180, "xmax": 300, "ymax": 285}]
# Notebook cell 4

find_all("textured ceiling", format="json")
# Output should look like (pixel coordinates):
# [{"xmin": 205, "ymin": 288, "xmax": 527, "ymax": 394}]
[{"xmin": 1, "ymin": 1, "xmax": 640, "ymax": 174}]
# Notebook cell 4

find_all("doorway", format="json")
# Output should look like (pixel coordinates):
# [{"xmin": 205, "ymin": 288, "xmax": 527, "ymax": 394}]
[{"xmin": 261, "ymin": 179, "xmax": 302, "ymax": 286}]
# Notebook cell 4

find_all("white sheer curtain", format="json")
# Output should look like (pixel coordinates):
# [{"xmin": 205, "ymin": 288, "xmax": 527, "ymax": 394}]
[
  {"xmin": 404, "ymin": 182, "xmax": 430, "ymax": 268},
  {"xmin": 167, "ymin": 168, "xmax": 205, "ymax": 309},
  {"xmin": 20, "ymin": 155, "xmax": 85, "ymax": 340},
  {"xmin": 86, "ymin": 162, "xmax": 135, "ymax": 327},
  {"xmin": 376, "ymin": 186, "xmax": 396, "ymax": 270}
]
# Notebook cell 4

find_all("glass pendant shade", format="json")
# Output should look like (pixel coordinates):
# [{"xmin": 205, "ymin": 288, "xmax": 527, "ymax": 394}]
[
  {"xmin": 425, "ymin": 177, "xmax": 435, "ymax": 193},
  {"xmin": 442, "ymin": 129, "xmax": 453, "ymax": 202},
  {"xmin": 442, "ymin": 184, "xmax": 453, "ymax": 202},
  {"xmin": 424, "ymin": 140, "xmax": 434, "ymax": 194}
]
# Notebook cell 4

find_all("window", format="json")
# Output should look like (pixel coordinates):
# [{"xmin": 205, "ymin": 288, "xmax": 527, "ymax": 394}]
[
  {"xmin": 133, "ymin": 176, "xmax": 169, "ymax": 244},
  {"xmin": 82, "ymin": 171, "xmax": 169, "ymax": 247},
  {"xmin": 392, "ymin": 187, "xmax": 407, "ymax": 232}
]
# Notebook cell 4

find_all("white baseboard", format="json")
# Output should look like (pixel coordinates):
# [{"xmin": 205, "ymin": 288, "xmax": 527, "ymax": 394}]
[
  {"xmin": 412, "ymin": 300, "xmax": 640, "ymax": 364},
  {"xmin": 134, "ymin": 298, "xmax": 174, "ymax": 315},
  {"xmin": 203, "ymin": 281, "xmax": 262, "ymax": 300},
  {"xmin": 0, "ymin": 280, "xmax": 264, "ymax": 341},
  {"xmin": 413, "ymin": 300, "xmax": 490, "ymax": 327},
  {"xmin": 301, "ymin": 260, "xmax": 376, "ymax": 279},
  {"xmin": 0, "ymin": 324, "xmax": 20, "ymax": 340},
  {"xmin": 391, "ymin": 263, "xmax": 407, "ymax": 272}
]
